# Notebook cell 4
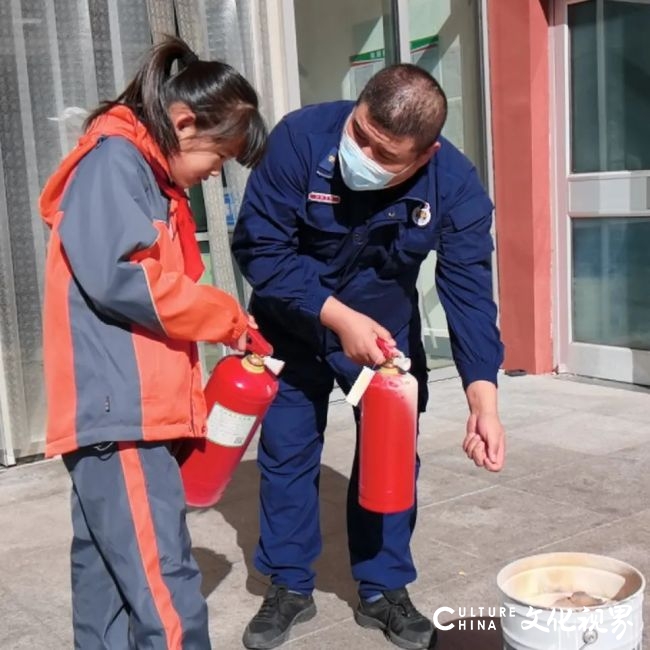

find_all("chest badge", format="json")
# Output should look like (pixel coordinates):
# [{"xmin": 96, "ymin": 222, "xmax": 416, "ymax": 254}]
[
  {"xmin": 308, "ymin": 191, "xmax": 341, "ymax": 205},
  {"xmin": 412, "ymin": 202, "xmax": 431, "ymax": 227}
]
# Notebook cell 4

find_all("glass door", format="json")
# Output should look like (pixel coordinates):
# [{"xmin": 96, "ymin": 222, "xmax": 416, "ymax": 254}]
[
  {"xmin": 407, "ymin": 0, "xmax": 485, "ymax": 368},
  {"xmin": 293, "ymin": 0, "xmax": 396, "ymax": 106},
  {"xmin": 553, "ymin": 0, "xmax": 650, "ymax": 385},
  {"xmin": 291, "ymin": 0, "xmax": 488, "ymax": 369}
]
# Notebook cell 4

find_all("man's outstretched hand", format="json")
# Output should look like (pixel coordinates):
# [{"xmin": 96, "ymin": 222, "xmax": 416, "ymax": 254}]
[{"xmin": 462, "ymin": 381, "xmax": 505, "ymax": 472}]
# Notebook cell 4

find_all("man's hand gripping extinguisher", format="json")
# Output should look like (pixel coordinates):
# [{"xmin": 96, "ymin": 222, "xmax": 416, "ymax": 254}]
[
  {"xmin": 177, "ymin": 329, "xmax": 282, "ymax": 507},
  {"xmin": 347, "ymin": 339, "xmax": 418, "ymax": 514}
]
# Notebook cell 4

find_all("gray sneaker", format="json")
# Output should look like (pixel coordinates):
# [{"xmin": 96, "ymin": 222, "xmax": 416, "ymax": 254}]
[
  {"xmin": 242, "ymin": 585, "xmax": 317, "ymax": 649},
  {"xmin": 354, "ymin": 588, "xmax": 437, "ymax": 650}
]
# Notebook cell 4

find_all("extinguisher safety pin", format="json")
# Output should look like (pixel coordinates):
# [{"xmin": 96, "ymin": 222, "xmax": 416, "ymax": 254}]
[
  {"xmin": 376, "ymin": 338, "xmax": 411, "ymax": 373},
  {"xmin": 391, "ymin": 351, "xmax": 411, "ymax": 373}
]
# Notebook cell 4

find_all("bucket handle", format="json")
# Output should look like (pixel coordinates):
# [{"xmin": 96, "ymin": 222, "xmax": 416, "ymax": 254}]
[{"xmin": 580, "ymin": 629, "xmax": 598, "ymax": 648}]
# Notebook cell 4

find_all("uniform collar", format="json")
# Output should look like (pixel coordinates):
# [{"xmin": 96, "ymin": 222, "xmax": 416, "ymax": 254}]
[
  {"xmin": 316, "ymin": 104, "xmax": 355, "ymax": 179},
  {"xmin": 371, "ymin": 158, "xmax": 435, "ymax": 212}
]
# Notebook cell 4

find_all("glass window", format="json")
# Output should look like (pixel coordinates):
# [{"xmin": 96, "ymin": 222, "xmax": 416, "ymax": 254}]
[
  {"xmin": 294, "ymin": 0, "xmax": 395, "ymax": 104},
  {"xmin": 572, "ymin": 217, "xmax": 650, "ymax": 349},
  {"xmin": 409, "ymin": 0, "xmax": 485, "ymax": 367},
  {"xmin": 188, "ymin": 185, "xmax": 208, "ymax": 233},
  {"xmin": 569, "ymin": 0, "xmax": 650, "ymax": 173},
  {"xmin": 188, "ymin": 175, "xmax": 236, "ymax": 236},
  {"xmin": 409, "ymin": 0, "xmax": 485, "ymax": 173}
]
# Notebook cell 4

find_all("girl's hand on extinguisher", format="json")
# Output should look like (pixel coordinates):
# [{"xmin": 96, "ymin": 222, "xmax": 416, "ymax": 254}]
[
  {"xmin": 231, "ymin": 314, "xmax": 258, "ymax": 352},
  {"xmin": 320, "ymin": 297, "xmax": 394, "ymax": 366}
]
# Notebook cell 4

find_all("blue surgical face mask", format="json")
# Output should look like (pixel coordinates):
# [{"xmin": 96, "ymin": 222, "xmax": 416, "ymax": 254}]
[{"xmin": 338, "ymin": 127, "xmax": 397, "ymax": 191}]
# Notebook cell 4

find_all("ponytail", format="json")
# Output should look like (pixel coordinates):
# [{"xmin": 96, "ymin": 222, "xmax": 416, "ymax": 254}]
[{"xmin": 84, "ymin": 36, "xmax": 266, "ymax": 167}]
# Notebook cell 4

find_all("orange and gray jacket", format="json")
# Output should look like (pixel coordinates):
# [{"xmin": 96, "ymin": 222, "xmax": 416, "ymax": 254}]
[{"xmin": 39, "ymin": 110, "xmax": 246, "ymax": 457}]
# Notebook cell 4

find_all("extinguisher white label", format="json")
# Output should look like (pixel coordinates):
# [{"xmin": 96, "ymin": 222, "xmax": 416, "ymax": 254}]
[{"xmin": 206, "ymin": 403, "xmax": 257, "ymax": 448}]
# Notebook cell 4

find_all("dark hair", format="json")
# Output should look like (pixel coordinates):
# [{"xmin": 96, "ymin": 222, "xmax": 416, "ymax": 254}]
[
  {"xmin": 357, "ymin": 64, "xmax": 447, "ymax": 151},
  {"xmin": 84, "ymin": 36, "xmax": 266, "ymax": 167}
]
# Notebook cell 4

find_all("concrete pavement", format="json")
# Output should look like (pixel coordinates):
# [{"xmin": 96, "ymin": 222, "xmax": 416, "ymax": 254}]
[{"xmin": 1, "ymin": 371, "xmax": 648, "ymax": 649}]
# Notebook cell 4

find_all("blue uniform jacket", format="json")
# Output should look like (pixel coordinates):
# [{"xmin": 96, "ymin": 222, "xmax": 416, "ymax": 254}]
[{"xmin": 232, "ymin": 101, "xmax": 504, "ymax": 389}]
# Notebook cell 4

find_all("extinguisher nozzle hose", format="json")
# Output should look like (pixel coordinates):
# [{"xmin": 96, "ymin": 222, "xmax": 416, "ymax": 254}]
[{"xmin": 346, "ymin": 367, "xmax": 376, "ymax": 407}]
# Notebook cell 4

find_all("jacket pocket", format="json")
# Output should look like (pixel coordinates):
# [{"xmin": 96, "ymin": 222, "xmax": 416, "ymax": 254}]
[
  {"xmin": 298, "ymin": 201, "xmax": 349, "ymax": 263},
  {"xmin": 398, "ymin": 217, "xmax": 440, "ymax": 257},
  {"xmin": 133, "ymin": 326, "xmax": 194, "ymax": 428}
]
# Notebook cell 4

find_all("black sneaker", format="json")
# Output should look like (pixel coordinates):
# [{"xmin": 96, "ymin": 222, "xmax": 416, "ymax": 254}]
[
  {"xmin": 354, "ymin": 588, "xmax": 437, "ymax": 650},
  {"xmin": 242, "ymin": 585, "xmax": 317, "ymax": 649}
]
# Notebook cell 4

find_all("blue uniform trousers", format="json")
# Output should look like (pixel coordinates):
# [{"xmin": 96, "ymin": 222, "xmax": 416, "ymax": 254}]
[{"xmin": 253, "ymin": 352, "xmax": 422, "ymax": 600}]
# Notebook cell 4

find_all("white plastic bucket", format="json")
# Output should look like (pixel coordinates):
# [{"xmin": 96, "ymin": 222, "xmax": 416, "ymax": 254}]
[{"xmin": 497, "ymin": 552, "xmax": 645, "ymax": 649}]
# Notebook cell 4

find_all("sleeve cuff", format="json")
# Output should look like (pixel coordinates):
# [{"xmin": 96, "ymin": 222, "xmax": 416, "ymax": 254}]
[
  {"xmin": 455, "ymin": 360, "xmax": 500, "ymax": 389},
  {"xmin": 299, "ymin": 286, "xmax": 333, "ymax": 320},
  {"xmin": 230, "ymin": 305, "xmax": 248, "ymax": 341}
]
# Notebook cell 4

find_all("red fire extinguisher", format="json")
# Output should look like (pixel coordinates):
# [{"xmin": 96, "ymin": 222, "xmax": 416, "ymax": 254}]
[
  {"xmin": 177, "ymin": 329, "xmax": 282, "ymax": 508},
  {"xmin": 356, "ymin": 339, "xmax": 419, "ymax": 514}
]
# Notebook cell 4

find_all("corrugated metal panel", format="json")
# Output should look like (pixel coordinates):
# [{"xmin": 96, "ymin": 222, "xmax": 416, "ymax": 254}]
[
  {"xmin": 0, "ymin": 0, "xmax": 277, "ymax": 462},
  {"xmin": 203, "ymin": 0, "xmax": 277, "ymax": 306},
  {"xmin": 0, "ymin": 138, "xmax": 23, "ymax": 466},
  {"xmin": 174, "ymin": 0, "xmax": 276, "ymax": 306},
  {"xmin": 146, "ymin": 0, "xmax": 176, "ymax": 43},
  {"xmin": 174, "ymin": 0, "xmax": 240, "ymax": 302},
  {"xmin": 0, "ymin": 0, "xmax": 152, "ymax": 463}
]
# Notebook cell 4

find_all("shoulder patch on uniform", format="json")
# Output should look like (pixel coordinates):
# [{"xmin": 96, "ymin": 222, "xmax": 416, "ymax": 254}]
[{"xmin": 308, "ymin": 192, "xmax": 341, "ymax": 205}]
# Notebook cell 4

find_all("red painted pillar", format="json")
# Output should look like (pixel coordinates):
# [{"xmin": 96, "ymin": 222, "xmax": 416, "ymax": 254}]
[{"xmin": 487, "ymin": 0, "xmax": 554, "ymax": 374}]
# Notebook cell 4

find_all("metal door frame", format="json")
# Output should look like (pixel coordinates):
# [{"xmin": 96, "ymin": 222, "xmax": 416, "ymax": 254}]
[{"xmin": 551, "ymin": 0, "xmax": 650, "ymax": 384}]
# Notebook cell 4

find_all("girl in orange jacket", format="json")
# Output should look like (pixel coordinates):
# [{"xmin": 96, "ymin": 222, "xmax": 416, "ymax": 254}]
[{"xmin": 39, "ymin": 36, "xmax": 265, "ymax": 650}]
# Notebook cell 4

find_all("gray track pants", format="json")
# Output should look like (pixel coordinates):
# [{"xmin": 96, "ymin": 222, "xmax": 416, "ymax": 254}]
[{"xmin": 63, "ymin": 441, "xmax": 210, "ymax": 649}]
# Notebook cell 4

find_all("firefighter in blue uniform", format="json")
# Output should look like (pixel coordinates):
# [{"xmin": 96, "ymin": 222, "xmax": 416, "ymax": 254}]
[{"xmin": 232, "ymin": 64, "xmax": 506, "ymax": 650}]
